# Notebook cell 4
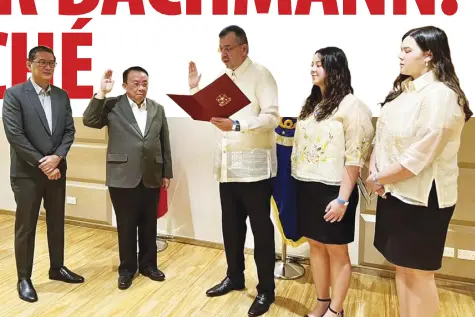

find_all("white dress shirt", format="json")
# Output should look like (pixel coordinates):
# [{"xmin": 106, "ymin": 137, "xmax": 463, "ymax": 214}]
[
  {"xmin": 127, "ymin": 96, "xmax": 147, "ymax": 136},
  {"xmin": 190, "ymin": 57, "xmax": 280, "ymax": 183},
  {"xmin": 374, "ymin": 71, "xmax": 465, "ymax": 208},
  {"xmin": 30, "ymin": 78, "xmax": 52, "ymax": 133},
  {"xmin": 291, "ymin": 94, "xmax": 374, "ymax": 185}
]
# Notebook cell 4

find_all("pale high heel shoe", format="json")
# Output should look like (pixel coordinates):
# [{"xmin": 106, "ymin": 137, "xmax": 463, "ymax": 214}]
[
  {"xmin": 326, "ymin": 305, "xmax": 344, "ymax": 317},
  {"xmin": 303, "ymin": 298, "xmax": 331, "ymax": 317}
]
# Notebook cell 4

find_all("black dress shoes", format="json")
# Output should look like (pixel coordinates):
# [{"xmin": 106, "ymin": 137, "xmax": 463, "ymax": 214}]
[
  {"xmin": 140, "ymin": 267, "xmax": 165, "ymax": 281},
  {"xmin": 49, "ymin": 266, "xmax": 85, "ymax": 283},
  {"xmin": 248, "ymin": 293, "xmax": 275, "ymax": 317},
  {"xmin": 17, "ymin": 279, "xmax": 38, "ymax": 303},
  {"xmin": 206, "ymin": 277, "xmax": 245, "ymax": 297},
  {"xmin": 118, "ymin": 275, "xmax": 134, "ymax": 290}
]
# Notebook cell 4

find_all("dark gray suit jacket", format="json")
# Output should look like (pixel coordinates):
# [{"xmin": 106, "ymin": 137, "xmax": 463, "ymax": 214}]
[
  {"xmin": 82, "ymin": 94, "xmax": 173, "ymax": 188},
  {"xmin": 2, "ymin": 79, "xmax": 75, "ymax": 178}
]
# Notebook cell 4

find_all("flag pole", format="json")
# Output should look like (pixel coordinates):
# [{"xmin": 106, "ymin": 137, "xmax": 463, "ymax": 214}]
[
  {"xmin": 273, "ymin": 240, "xmax": 305, "ymax": 280},
  {"xmin": 156, "ymin": 238, "xmax": 168, "ymax": 252}
]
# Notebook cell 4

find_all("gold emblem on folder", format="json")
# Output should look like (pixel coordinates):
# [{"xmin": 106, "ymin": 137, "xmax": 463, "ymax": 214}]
[{"xmin": 216, "ymin": 94, "xmax": 232, "ymax": 107}]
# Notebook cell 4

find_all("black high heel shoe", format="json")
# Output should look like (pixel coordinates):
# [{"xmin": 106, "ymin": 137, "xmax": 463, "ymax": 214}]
[
  {"xmin": 303, "ymin": 298, "xmax": 331, "ymax": 317},
  {"xmin": 327, "ymin": 305, "xmax": 344, "ymax": 317}
]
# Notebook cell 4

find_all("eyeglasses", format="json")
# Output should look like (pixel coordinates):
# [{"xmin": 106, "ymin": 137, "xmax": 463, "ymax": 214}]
[
  {"xmin": 127, "ymin": 82, "xmax": 148, "ymax": 89},
  {"xmin": 218, "ymin": 44, "xmax": 242, "ymax": 53},
  {"xmin": 32, "ymin": 60, "xmax": 57, "ymax": 68}
]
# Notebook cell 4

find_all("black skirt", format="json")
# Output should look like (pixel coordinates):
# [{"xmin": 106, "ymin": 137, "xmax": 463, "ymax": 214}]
[
  {"xmin": 296, "ymin": 180, "xmax": 359, "ymax": 245},
  {"xmin": 373, "ymin": 183, "xmax": 455, "ymax": 271}
]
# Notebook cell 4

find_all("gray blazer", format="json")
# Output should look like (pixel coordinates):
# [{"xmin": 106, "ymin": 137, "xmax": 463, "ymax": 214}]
[
  {"xmin": 2, "ymin": 79, "xmax": 75, "ymax": 178},
  {"xmin": 82, "ymin": 94, "xmax": 173, "ymax": 188}
]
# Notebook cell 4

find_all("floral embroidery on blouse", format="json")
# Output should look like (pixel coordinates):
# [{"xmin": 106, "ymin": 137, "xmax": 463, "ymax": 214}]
[
  {"xmin": 291, "ymin": 127, "xmax": 333, "ymax": 166},
  {"xmin": 376, "ymin": 114, "xmax": 406, "ymax": 162},
  {"xmin": 291, "ymin": 93, "xmax": 374, "ymax": 185},
  {"xmin": 345, "ymin": 124, "xmax": 372, "ymax": 165}
]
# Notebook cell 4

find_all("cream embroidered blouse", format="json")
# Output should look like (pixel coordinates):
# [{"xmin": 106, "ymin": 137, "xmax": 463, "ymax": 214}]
[
  {"xmin": 291, "ymin": 94, "xmax": 374, "ymax": 185},
  {"xmin": 374, "ymin": 71, "xmax": 465, "ymax": 208}
]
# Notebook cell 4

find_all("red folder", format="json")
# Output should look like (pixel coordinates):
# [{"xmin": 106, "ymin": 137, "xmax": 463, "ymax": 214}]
[
  {"xmin": 167, "ymin": 74, "xmax": 251, "ymax": 121},
  {"xmin": 157, "ymin": 187, "xmax": 168, "ymax": 219}
]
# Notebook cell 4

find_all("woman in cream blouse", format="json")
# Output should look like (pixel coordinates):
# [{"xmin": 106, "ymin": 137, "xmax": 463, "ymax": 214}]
[
  {"xmin": 366, "ymin": 26, "xmax": 472, "ymax": 317},
  {"xmin": 291, "ymin": 47, "xmax": 374, "ymax": 317}
]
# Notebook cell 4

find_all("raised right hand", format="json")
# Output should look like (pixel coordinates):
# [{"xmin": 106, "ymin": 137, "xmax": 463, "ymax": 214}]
[
  {"xmin": 188, "ymin": 61, "xmax": 201, "ymax": 89},
  {"xmin": 100, "ymin": 69, "xmax": 114, "ymax": 94}
]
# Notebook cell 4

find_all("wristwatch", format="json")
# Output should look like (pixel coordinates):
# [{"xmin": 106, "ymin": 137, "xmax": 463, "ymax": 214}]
[
  {"xmin": 336, "ymin": 197, "xmax": 349, "ymax": 206},
  {"xmin": 232, "ymin": 120, "xmax": 241, "ymax": 131}
]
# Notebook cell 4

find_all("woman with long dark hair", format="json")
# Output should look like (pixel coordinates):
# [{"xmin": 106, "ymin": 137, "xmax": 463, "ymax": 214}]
[
  {"xmin": 366, "ymin": 26, "xmax": 472, "ymax": 317},
  {"xmin": 291, "ymin": 47, "xmax": 374, "ymax": 317}
]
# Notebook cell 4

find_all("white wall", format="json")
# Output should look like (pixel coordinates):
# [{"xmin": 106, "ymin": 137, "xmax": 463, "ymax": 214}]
[
  {"xmin": 1, "ymin": 0, "xmax": 474, "ymax": 265},
  {"xmin": 0, "ymin": 127, "xmax": 17, "ymax": 212}
]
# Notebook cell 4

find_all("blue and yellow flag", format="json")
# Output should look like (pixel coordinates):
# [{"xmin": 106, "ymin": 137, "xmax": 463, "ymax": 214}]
[{"xmin": 271, "ymin": 117, "xmax": 306, "ymax": 247}]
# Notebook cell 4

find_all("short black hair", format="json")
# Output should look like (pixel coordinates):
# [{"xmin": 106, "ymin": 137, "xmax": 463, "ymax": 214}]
[
  {"xmin": 28, "ymin": 46, "xmax": 55, "ymax": 62},
  {"xmin": 122, "ymin": 66, "xmax": 149, "ymax": 83},
  {"xmin": 219, "ymin": 25, "xmax": 249, "ymax": 47}
]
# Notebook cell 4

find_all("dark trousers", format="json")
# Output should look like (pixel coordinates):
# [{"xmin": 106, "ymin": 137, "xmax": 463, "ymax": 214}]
[
  {"xmin": 109, "ymin": 181, "xmax": 159, "ymax": 277},
  {"xmin": 219, "ymin": 178, "xmax": 275, "ymax": 295},
  {"xmin": 11, "ymin": 175, "xmax": 66, "ymax": 280}
]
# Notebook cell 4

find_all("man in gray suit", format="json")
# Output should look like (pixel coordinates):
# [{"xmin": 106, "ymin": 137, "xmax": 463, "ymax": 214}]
[
  {"xmin": 83, "ymin": 67, "xmax": 173, "ymax": 290},
  {"xmin": 2, "ymin": 46, "xmax": 85, "ymax": 303}
]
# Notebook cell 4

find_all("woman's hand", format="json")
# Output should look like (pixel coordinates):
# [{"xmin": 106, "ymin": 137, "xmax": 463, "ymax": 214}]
[
  {"xmin": 366, "ymin": 174, "xmax": 386, "ymax": 197},
  {"xmin": 324, "ymin": 199, "xmax": 347, "ymax": 223}
]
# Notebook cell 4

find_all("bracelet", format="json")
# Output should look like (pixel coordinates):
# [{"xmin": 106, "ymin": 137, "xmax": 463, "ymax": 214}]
[
  {"xmin": 372, "ymin": 173, "xmax": 382, "ymax": 187},
  {"xmin": 336, "ymin": 197, "xmax": 349, "ymax": 206}
]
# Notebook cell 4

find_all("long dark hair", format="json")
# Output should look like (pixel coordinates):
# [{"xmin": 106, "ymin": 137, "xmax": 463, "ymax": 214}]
[
  {"xmin": 381, "ymin": 26, "xmax": 472, "ymax": 121},
  {"xmin": 299, "ymin": 47, "xmax": 353, "ymax": 121}
]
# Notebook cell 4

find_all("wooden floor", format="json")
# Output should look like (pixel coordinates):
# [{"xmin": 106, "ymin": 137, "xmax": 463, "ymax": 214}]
[{"xmin": 0, "ymin": 214, "xmax": 474, "ymax": 317}]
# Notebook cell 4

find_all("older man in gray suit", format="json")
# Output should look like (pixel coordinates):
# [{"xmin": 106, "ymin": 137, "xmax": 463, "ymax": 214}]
[
  {"xmin": 2, "ymin": 45, "xmax": 84, "ymax": 303},
  {"xmin": 83, "ymin": 67, "xmax": 173, "ymax": 290}
]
